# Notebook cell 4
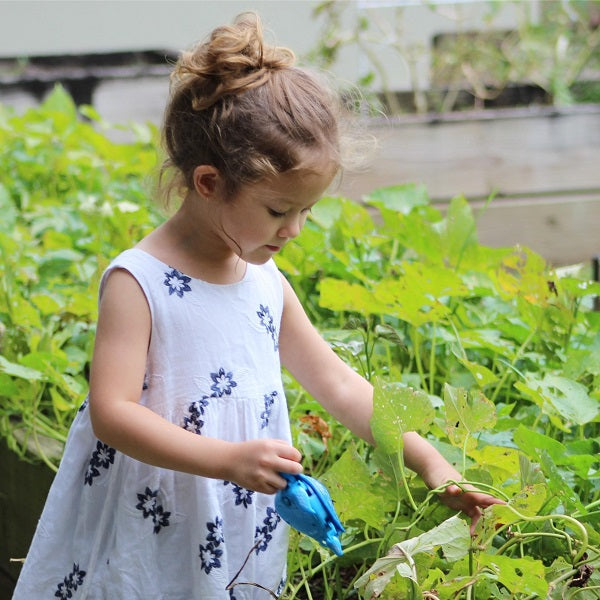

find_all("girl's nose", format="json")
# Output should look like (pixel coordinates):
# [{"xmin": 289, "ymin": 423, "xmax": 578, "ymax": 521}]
[{"xmin": 278, "ymin": 216, "xmax": 303, "ymax": 239}]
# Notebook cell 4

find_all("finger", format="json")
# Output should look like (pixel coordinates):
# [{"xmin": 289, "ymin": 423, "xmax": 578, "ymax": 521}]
[
  {"xmin": 469, "ymin": 509, "xmax": 482, "ymax": 535},
  {"xmin": 445, "ymin": 484, "xmax": 463, "ymax": 497},
  {"xmin": 278, "ymin": 443, "xmax": 303, "ymax": 464}
]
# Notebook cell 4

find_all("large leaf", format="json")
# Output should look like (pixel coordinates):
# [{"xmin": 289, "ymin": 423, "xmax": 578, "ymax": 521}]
[
  {"xmin": 319, "ymin": 278, "xmax": 386, "ymax": 315},
  {"xmin": 443, "ymin": 384, "xmax": 497, "ymax": 451},
  {"xmin": 355, "ymin": 515, "xmax": 470, "ymax": 596},
  {"xmin": 476, "ymin": 554, "xmax": 548, "ymax": 597},
  {"xmin": 321, "ymin": 446, "xmax": 395, "ymax": 529},
  {"xmin": 443, "ymin": 195, "xmax": 478, "ymax": 268},
  {"xmin": 363, "ymin": 183, "xmax": 429, "ymax": 215},
  {"xmin": 371, "ymin": 379, "xmax": 435, "ymax": 455},
  {"xmin": 516, "ymin": 374, "xmax": 599, "ymax": 426},
  {"xmin": 0, "ymin": 355, "xmax": 44, "ymax": 381}
]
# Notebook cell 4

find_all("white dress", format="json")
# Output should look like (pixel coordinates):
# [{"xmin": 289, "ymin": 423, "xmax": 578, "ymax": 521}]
[{"xmin": 13, "ymin": 249, "xmax": 292, "ymax": 600}]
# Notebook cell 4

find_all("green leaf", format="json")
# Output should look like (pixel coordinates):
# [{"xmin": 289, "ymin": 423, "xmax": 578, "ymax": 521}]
[
  {"xmin": 355, "ymin": 515, "xmax": 470, "ymax": 596},
  {"xmin": 443, "ymin": 384, "xmax": 497, "ymax": 451},
  {"xmin": 364, "ymin": 183, "xmax": 429, "ymax": 215},
  {"xmin": 321, "ymin": 446, "xmax": 395, "ymax": 529},
  {"xmin": 371, "ymin": 379, "xmax": 435, "ymax": 454},
  {"xmin": 0, "ymin": 355, "xmax": 44, "ymax": 381},
  {"xmin": 455, "ymin": 353, "xmax": 499, "ymax": 387},
  {"xmin": 513, "ymin": 424, "xmax": 565, "ymax": 464},
  {"xmin": 477, "ymin": 554, "xmax": 548, "ymax": 597},
  {"xmin": 370, "ymin": 262, "xmax": 467, "ymax": 326},
  {"xmin": 444, "ymin": 195, "xmax": 478, "ymax": 267},
  {"xmin": 310, "ymin": 195, "xmax": 343, "ymax": 228},
  {"xmin": 517, "ymin": 374, "xmax": 599, "ymax": 425},
  {"xmin": 319, "ymin": 278, "xmax": 386, "ymax": 315},
  {"xmin": 41, "ymin": 84, "xmax": 78, "ymax": 125}
]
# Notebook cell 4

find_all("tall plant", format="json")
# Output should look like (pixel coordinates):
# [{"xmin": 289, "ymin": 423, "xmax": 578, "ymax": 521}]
[
  {"xmin": 0, "ymin": 86, "xmax": 162, "ymax": 469},
  {"xmin": 278, "ymin": 188, "xmax": 600, "ymax": 598}
]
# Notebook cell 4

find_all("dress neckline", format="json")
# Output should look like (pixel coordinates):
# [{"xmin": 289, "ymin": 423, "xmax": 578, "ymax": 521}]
[{"xmin": 128, "ymin": 247, "xmax": 253, "ymax": 287}]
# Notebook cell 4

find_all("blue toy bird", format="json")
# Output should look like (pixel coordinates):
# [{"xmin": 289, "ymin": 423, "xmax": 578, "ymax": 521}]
[{"xmin": 275, "ymin": 472, "xmax": 344, "ymax": 556}]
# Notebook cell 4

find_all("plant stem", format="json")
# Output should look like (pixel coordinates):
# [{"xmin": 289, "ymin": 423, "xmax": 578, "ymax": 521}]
[
  {"xmin": 410, "ymin": 328, "xmax": 427, "ymax": 390},
  {"xmin": 428, "ymin": 324, "xmax": 437, "ymax": 395},
  {"xmin": 489, "ymin": 327, "xmax": 537, "ymax": 404}
]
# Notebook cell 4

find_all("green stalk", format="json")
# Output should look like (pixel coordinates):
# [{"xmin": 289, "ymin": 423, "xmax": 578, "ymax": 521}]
[
  {"xmin": 489, "ymin": 327, "xmax": 537, "ymax": 404},
  {"xmin": 495, "ymin": 505, "xmax": 589, "ymax": 564},
  {"xmin": 410, "ymin": 328, "xmax": 427, "ymax": 391},
  {"xmin": 428, "ymin": 324, "xmax": 437, "ymax": 395}
]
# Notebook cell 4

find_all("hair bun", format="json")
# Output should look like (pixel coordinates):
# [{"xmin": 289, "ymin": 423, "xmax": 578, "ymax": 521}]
[{"xmin": 172, "ymin": 12, "xmax": 295, "ymax": 110}]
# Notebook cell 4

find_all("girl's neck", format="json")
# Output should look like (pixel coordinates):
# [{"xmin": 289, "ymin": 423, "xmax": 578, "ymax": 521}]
[{"xmin": 137, "ymin": 196, "xmax": 247, "ymax": 285}]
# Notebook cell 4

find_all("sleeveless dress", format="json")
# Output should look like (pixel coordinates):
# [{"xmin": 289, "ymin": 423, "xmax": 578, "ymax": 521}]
[{"xmin": 13, "ymin": 248, "xmax": 292, "ymax": 600}]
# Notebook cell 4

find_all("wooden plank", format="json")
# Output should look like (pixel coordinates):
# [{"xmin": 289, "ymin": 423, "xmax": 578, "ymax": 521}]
[
  {"xmin": 457, "ymin": 193, "xmax": 600, "ymax": 267},
  {"xmin": 339, "ymin": 107, "xmax": 600, "ymax": 203}
]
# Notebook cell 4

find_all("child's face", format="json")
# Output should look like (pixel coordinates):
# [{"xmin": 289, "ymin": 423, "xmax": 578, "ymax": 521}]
[{"xmin": 217, "ymin": 166, "xmax": 335, "ymax": 265}]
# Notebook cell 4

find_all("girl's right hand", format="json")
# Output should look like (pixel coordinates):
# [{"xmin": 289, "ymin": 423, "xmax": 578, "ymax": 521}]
[{"xmin": 226, "ymin": 439, "xmax": 303, "ymax": 494}]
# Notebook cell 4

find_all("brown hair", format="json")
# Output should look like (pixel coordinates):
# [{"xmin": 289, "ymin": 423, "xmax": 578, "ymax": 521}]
[{"xmin": 160, "ymin": 12, "xmax": 343, "ymax": 203}]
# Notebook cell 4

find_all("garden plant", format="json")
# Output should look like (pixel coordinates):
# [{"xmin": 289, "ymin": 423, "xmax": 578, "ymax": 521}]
[{"xmin": 1, "ymin": 87, "xmax": 599, "ymax": 598}]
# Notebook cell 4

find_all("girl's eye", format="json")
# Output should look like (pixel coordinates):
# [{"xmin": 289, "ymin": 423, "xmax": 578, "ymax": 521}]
[{"xmin": 268, "ymin": 208, "xmax": 286, "ymax": 218}]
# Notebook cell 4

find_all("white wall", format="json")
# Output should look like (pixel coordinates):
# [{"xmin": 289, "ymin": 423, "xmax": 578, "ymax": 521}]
[{"xmin": 0, "ymin": 0, "xmax": 524, "ymax": 92}]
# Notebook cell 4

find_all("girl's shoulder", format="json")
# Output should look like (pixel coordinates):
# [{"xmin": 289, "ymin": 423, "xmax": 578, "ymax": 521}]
[{"xmin": 99, "ymin": 248, "xmax": 163, "ymax": 297}]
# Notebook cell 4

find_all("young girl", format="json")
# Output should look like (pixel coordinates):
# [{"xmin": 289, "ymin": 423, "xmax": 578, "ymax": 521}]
[{"xmin": 13, "ymin": 13, "xmax": 501, "ymax": 600}]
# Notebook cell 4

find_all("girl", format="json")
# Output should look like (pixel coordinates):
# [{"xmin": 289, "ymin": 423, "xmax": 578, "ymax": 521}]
[{"xmin": 13, "ymin": 13, "xmax": 501, "ymax": 600}]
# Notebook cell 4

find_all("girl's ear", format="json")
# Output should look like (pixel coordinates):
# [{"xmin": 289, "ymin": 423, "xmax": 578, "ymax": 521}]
[{"xmin": 192, "ymin": 165, "xmax": 222, "ymax": 199}]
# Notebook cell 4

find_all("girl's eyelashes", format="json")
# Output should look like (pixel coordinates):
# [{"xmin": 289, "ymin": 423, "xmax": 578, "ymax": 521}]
[{"xmin": 267, "ymin": 206, "xmax": 313, "ymax": 217}]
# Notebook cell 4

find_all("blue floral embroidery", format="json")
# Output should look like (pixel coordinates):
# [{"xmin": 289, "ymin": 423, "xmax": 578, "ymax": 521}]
[
  {"xmin": 223, "ymin": 480, "xmax": 254, "ymax": 508},
  {"xmin": 257, "ymin": 304, "xmax": 278, "ymax": 351},
  {"xmin": 164, "ymin": 268, "xmax": 192, "ymax": 297},
  {"xmin": 182, "ymin": 396, "xmax": 210, "ymax": 434},
  {"xmin": 254, "ymin": 526, "xmax": 273, "ymax": 554},
  {"xmin": 210, "ymin": 368, "xmax": 237, "ymax": 397},
  {"xmin": 263, "ymin": 506, "xmax": 281, "ymax": 532},
  {"xmin": 276, "ymin": 578, "xmax": 286, "ymax": 596},
  {"xmin": 207, "ymin": 516, "xmax": 225, "ymax": 545},
  {"xmin": 84, "ymin": 441, "xmax": 116, "ymax": 486},
  {"xmin": 78, "ymin": 398, "xmax": 88, "ymax": 412},
  {"xmin": 199, "ymin": 542, "xmax": 222, "ymax": 575},
  {"xmin": 254, "ymin": 506, "xmax": 281, "ymax": 555},
  {"xmin": 54, "ymin": 563, "xmax": 86, "ymax": 599},
  {"xmin": 260, "ymin": 391, "xmax": 277, "ymax": 429},
  {"xmin": 199, "ymin": 516, "xmax": 224, "ymax": 574},
  {"xmin": 135, "ymin": 487, "xmax": 171, "ymax": 534}
]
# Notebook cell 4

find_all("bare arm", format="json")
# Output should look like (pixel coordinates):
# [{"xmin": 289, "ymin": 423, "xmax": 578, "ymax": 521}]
[
  {"xmin": 88, "ymin": 268, "xmax": 301, "ymax": 493},
  {"xmin": 279, "ymin": 274, "xmax": 503, "ymax": 527}
]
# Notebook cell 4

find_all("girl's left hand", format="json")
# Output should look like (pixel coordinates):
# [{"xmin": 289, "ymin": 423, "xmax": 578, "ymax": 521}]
[{"xmin": 438, "ymin": 483, "xmax": 505, "ymax": 535}]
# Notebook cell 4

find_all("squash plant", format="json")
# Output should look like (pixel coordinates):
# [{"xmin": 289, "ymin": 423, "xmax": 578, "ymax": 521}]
[
  {"xmin": 0, "ymin": 87, "xmax": 598, "ymax": 598},
  {"xmin": 278, "ymin": 190, "xmax": 600, "ymax": 598},
  {"xmin": 0, "ymin": 86, "xmax": 162, "ymax": 468}
]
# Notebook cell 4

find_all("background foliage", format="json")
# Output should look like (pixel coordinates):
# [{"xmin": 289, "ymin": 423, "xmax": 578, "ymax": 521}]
[
  {"xmin": 1, "ymin": 88, "xmax": 599, "ymax": 598},
  {"xmin": 0, "ymin": 86, "xmax": 162, "ymax": 467},
  {"xmin": 309, "ymin": 0, "xmax": 600, "ymax": 114}
]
